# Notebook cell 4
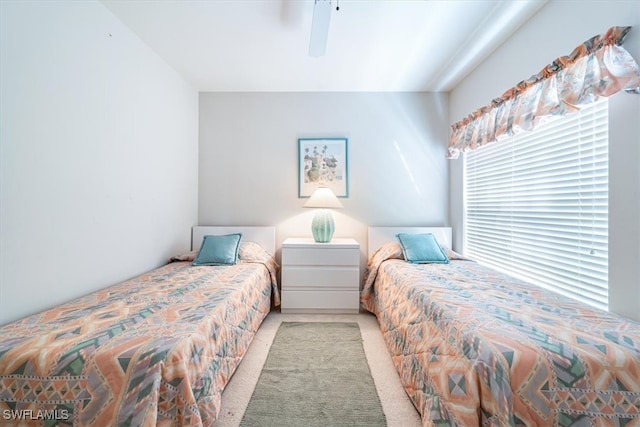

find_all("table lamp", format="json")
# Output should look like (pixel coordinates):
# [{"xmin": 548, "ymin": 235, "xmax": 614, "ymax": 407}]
[{"xmin": 303, "ymin": 187, "xmax": 343, "ymax": 243}]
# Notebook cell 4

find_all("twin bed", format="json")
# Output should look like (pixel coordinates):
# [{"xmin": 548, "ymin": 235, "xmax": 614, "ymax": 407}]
[
  {"xmin": 2, "ymin": 224, "xmax": 639, "ymax": 426},
  {"xmin": 0, "ymin": 226, "xmax": 279, "ymax": 426},
  {"xmin": 362, "ymin": 227, "xmax": 640, "ymax": 426}
]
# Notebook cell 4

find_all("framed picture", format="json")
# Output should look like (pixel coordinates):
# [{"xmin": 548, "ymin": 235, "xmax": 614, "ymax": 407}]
[{"xmin": 298, "ymin": 137, "xmax": 348, "ymax": 198}]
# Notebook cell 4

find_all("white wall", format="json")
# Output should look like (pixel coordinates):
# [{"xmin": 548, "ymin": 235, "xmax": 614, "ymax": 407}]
[
  {"xmin": 199, "ymin": 92, "xmax": 449, "ymax": 263},
  {"xmin": 0, "ymin": 1, "xmax": 199, "ymax": 324},
  {"xmin": 449, "ymin": 1, "xmax": 640, "ymax": 320}
]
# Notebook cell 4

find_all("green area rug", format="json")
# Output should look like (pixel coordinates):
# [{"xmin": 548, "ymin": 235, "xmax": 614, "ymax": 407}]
[{"xmin": 240, "ymin": 322, "xmax": 387, "ymax": 427}]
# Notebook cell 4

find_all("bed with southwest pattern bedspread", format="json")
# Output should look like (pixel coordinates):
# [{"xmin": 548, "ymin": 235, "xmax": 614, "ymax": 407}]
[
  {"xmin": 0, "ymin": 241, "xmax": 279, "ymax": 426},
  {"xmin": 361, "ymin": 242, "xmax": 640, "ymax": 426}
]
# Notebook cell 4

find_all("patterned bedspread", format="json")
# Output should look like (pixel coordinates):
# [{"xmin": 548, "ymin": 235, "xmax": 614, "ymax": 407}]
[
  {"xmin": 361, "ymin": 242, "xmax": 640, "ymax": 427},
  {"xmin": 0, "ymin": 243, "xmax": 279, "ymax": 426}
]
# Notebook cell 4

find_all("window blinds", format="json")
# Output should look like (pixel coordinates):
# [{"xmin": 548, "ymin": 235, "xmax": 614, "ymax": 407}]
[{"xmin": 464, "ymin": 99, "xmax": 609, "ymax": 311}]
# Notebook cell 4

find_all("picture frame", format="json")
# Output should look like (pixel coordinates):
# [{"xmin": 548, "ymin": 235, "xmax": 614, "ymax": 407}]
[{"xmin": 298, "ymin": 137, "xmax": 348, "ymax": 198}]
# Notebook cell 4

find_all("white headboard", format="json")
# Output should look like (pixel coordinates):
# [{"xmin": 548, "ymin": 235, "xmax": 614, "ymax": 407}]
[
  {"xmin": 368, "ymin": 227, "xmax": 452, "ymax": 257},
  {"xmin": 192, "ymin": 226, "xmax": 276, "ymax": 255}
]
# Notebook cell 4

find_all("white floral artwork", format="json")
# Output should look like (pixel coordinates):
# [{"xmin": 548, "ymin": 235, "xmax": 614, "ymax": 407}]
[{"xmin": 298, "ymin": 138, "xmax": 348, "ymax": 197}]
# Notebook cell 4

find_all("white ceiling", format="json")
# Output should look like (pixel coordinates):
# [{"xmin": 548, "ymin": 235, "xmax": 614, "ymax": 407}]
[{"xmin": 102, "ymin": 0, "xmax": 547, "ymax": 92}]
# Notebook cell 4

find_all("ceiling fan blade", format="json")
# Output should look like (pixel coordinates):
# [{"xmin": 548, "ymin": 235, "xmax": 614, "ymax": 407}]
[{"xmin": 309, "ymin": 0, "xmax": 332, "ymax": 57}]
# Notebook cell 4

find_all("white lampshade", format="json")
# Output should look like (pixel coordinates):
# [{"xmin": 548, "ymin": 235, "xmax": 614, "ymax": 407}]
[{"xmin": 303, "ymin": 187, "xmax": 343, "ymax": 209}]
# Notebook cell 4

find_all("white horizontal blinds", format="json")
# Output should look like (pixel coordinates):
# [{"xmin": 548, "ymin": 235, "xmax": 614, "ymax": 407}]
[{"xmin": 464, "ymin": 99, "xmax": 609, "ymax": 311}]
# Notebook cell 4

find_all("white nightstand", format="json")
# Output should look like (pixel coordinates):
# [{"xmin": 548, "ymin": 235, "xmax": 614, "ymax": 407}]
[{"xmin": 281, "ymin": 237, "xmax": 360, "ymax": 314}]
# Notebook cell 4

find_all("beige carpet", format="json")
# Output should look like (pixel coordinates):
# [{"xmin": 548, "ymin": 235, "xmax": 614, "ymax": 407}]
[{"xmin": 212, "ymin": 312, "xmax": 422, "ymax": 427}]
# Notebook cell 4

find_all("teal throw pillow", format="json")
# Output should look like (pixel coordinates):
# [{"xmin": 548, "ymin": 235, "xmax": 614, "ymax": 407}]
[
  {"xmin": 396, "ymin": 233, "xmax": 449, "ymax": 264},
  {"xmin": 192, "ymin": 233, "xmax": 242, "ymax": 266}
]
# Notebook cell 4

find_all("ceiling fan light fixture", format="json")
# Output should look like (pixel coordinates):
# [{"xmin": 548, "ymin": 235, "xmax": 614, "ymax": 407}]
[{"xmin": 309, "ymin": 0, "xmax": 332, "ymax": 57}]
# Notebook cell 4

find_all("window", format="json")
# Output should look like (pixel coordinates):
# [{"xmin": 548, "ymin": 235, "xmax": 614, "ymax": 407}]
[{"xmin": 464, "ymin": 99, "xmax": 609, "ymax": 310}]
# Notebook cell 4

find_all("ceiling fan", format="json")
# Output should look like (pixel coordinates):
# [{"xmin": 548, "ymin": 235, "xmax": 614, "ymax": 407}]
[{"xmin": 309, "ymin": 0, "xmax": 338, "ymax": 57}]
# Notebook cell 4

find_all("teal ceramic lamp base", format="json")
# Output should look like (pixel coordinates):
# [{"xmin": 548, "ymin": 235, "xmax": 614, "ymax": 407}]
[
  {"xmin": 311, "ymin": 209, "xmax": 335, "ymax": 243},
  {"xmin": 304, "ymin": 187, "xmax": 342, "ymax": 243}
]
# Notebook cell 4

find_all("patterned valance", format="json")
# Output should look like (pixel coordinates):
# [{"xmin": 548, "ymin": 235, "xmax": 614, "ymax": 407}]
[{"xmin": 447, "ymin": 26, "xmax": 640, "ymax": 159}]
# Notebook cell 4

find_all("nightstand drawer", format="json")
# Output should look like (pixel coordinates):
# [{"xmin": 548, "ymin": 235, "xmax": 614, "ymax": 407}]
[
  {"xmin": 282, "ymin": 266, "xmax": 358, "ymax": 288},
  {"xmin": 282, "ymin": 248, "xmax": 359, "ymax": 266},
  {"xmin": 282, "ymin": 290, "xmax": 360, "ymax": 311}
]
